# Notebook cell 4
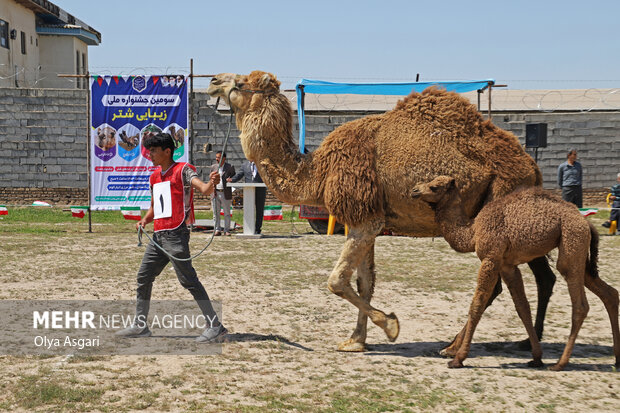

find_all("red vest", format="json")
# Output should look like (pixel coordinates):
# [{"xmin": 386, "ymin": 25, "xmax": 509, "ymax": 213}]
[{"xmin": 150, "ymin": 162, "xmax": 195, "ymax": 232}]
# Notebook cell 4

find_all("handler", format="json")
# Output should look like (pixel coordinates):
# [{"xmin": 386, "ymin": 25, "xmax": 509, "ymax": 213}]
[{"xmin": 116, "ymin": 132, "xmax": 227, "ymax": 343}]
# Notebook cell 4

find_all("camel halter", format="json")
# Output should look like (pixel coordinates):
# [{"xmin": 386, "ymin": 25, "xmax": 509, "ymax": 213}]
[{"xmin": 136, "ymin": 88, "xmax": 237, "ymax": 262}]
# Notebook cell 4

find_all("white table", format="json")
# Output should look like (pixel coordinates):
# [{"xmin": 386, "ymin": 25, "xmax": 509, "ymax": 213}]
[{"xmin": 230, "ymin": 182, "xmax": 267, "ymax": 238}]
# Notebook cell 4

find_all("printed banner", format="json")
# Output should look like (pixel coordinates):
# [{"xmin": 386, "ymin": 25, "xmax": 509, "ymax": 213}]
[{"xmin": 89, "ymin": 75, "xmax": 189, "ymax": 210}]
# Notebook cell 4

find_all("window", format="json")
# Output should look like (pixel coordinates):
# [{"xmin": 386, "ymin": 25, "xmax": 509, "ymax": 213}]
[
  {"xmin": 81, "ymin": 53, "xmax": 86, "ymax": 89},
  {"xmin": 20, "ymin": 31, "xmax": 26, "ymax": 54},
  {"xmin": 0, "ymin": 20, "xmax": 9, "ymax": 49},
  {"xmin": 76, "ymin": 51, "xmax": 81, "ymax": 88}
]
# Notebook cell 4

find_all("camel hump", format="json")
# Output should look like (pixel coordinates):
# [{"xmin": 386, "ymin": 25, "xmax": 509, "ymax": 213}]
[{"xmin": 393, "ymin": 88, "xmax": 484, "ymax": 134}]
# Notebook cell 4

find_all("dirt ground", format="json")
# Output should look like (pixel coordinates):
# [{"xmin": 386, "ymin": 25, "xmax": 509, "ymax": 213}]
[{"xmin": 0, "ymin": 216, "xmax": 619, "ymax": 412}]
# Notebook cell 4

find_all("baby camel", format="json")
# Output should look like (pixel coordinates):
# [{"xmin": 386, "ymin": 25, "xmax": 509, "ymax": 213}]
[{"xmin": 413, "ymin": 176, "xmax": 620, "ymax": 370}]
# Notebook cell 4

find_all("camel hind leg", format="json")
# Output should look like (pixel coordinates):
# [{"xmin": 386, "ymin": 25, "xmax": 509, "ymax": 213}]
[
  {"xmin": 327, "ymin": 218, "xmax": 399, "ymax": 351},
  {"xmin": 584, "ymin": 274, "xmax": 620, "ymax": 368},
  {"xmin": 550, "ymin": 250, "xmax": 589, "ymax": 371},
  {"xmin": 338, "ymin": 243, "xmax": 376, "ymax": 352}
]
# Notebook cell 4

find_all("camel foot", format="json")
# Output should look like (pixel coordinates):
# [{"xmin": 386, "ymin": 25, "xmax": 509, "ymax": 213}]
[
  {"xmin": 447, "ymin": 359, "xmax": 464, "ymax": 369},
  {"xmin": 440, "ymin": 345, "xmax": 458, "ymax": 358},
  {"xmin": 337, "ymin": 338, "xmax": 366, "ymax": 352},
  {"xmin": 548, "ymin": 363, "xmax": 566, "ymax": 372},
  {"xmin": 527, "ymin": 358, "xmax": 544, "ymax": 368},
  {"xmin": 384, "ymin": 313, "xmax": 399, "ymax": 342}
]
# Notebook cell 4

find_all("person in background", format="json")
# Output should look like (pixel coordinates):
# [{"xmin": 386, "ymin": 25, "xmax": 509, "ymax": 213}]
[
  {"xmin": 602, "ymin": 172, "xmax": 620, "ymax": 231},
  {"xmin": 228, "ymin": 160, "xmax": 266, "ymax": 234},
  {"xmin": 210, "ymin": 151, "xmax": 235, "ymax": 236},
  {"xmin": 557, "ymin": 148, "xmax": 583, "ymax": 208}
]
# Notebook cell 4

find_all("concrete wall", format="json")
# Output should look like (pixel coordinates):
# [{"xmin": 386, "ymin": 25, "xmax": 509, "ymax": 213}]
[
  {"xmin": 1, "ymin": 88, "xmax": 619, "ymax": 205},
  {"xmin": 37, "ymin": 35, "xmax": 87, "ymax": 89},
  {"xmin": 0, "ymin": 0, "xmax": 40, "ymax": 88}
]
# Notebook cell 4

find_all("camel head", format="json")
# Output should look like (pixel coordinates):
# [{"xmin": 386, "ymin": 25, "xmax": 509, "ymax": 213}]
[
  {"xmin": 412, "ymin": 176, "xmax": 457, "ymax": 206},
  {"xmin": 207, "ymin": 71, "xmax": 281, "ymax": 113}
]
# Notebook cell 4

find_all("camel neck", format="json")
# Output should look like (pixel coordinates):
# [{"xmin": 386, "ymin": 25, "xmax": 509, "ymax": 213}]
[
  {"xmin": 236, "ymin": 94, "xmax": 319, "ymax": 205},
  {"xmin": 435, "ymin": 194, "xmax": 476, "ymax": 253}
]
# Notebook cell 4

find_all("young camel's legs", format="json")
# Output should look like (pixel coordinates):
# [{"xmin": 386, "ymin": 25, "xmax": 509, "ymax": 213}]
[
  {"xmin": 449, "ymin": 258, "xmax": 500, "ymax": 368},
  {"xmin": 327, "ymin": 218, "xmax": 399, "ymax": 351},
  {"xmin": 338, "ymin": 244, "xmax": 376, "ymax": 352},
  {"xmin": 528, "ymin": 256, "xmax": 557, "ymax": 342},
  {"xmin": 442, "ymin": 256, "xmax": 556, "ymax": 357},
  {"xmin": 440, "ymin": 278, "xmax": 502, "ymax": 357},
  {"xmin": 501, "ymin": 266, "xmax": 543, "ymax": 367},
  {"xmin": 549, "ymin": 265, "xmax": 589, "ymax": 371},
  {"xmin": 584, "ymin": 274, "xmax": 620, "ymax": 367}
]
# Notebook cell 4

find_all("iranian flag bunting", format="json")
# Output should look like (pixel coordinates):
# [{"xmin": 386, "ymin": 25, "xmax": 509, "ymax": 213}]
[
  {"xmin": 220, "ymin": 206, "xmax": 233, "ymax": 216},
  {"xmin": 0, "ymin": 205, "xmax": 7, "ymax": 216},
  {"xmin": 579, "ymin": 208, "xmax": 598, "ymax": 217},
  {"xmin": 71, "ymin": 206, "xmax": 89, "ymax": 218},
  {"xmin": 263, "ymin": 205, "xmax": 283, "ymax": 220},
  {"xmin": 121, "ymin": 206, "xmax": 141, "ymax": 221}
]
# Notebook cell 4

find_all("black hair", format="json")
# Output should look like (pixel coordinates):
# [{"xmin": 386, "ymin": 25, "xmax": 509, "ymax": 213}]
[
  {"xmin": 216, "ymin": 150, "xmax": 226, "ymax": 157},
  {"xmin": 143, "ymin": 132, "xmax": 175, "ymax": 154}
]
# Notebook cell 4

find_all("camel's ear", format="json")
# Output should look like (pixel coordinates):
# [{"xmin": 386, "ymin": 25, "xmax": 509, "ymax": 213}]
[
  {"xmin": 259, "ymin": 73, "xmax": 273, "ymax": 89},
  {"xmin": 258, "ymin": 72, "xmax": 280, "ymax": 92}
]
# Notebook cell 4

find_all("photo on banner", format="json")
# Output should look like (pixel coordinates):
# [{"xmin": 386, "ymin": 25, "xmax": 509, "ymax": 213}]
[{"xmin": 89, "ymin": 75, "xmax": 189, "ymax": 210}]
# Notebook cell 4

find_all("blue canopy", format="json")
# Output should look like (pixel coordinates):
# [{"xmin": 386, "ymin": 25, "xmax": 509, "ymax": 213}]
[{"xmin": 295, "ymin": 78, "xmax": 494, "ymax": 152}]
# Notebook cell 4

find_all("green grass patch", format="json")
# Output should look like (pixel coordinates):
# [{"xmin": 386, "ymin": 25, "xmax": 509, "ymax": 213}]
[{"xmin": 12, "ymin": 373, "xmax": 104, "ymax": 410}]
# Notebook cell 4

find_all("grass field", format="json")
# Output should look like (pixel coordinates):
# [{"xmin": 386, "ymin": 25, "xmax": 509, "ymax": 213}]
[{"xmin": 0, "ymin": 207, "xmax": 618, "ymax": 412}]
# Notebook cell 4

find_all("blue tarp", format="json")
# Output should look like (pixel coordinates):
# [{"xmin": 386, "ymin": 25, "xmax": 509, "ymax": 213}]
[{"xmin": 295, "ymin": 78, "xmax": 494, "ymax": 152}]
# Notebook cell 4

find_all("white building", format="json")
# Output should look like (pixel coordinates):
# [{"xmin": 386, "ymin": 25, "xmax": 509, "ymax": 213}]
[{"xmin": 0, "ymin": 0, "xmax": 100, "ymax": 88}]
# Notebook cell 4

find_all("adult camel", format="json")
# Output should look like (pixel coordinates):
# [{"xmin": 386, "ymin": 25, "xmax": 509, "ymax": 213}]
[{"xmin": 207, "ymin": 71, "xmax": 557, "ymax": 352}]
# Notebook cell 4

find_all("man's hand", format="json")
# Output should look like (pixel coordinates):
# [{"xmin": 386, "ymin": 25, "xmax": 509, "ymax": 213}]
[
  {"xmin": 136, "ymin": 219, "xmax": 147, "ymax": 231},
  {"xmin": 226, "ymin": 177, "xmax": 233, "ymax": 182},
  {"xmin": 210, "ymin": 171, "xmax": 221, "ymax": 186}
]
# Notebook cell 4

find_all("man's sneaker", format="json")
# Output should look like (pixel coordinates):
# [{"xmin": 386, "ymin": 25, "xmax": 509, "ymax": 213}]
[
  {"xmin": 602, "ymin": 221, "xmax": 611, "ymax": 228},
  {"xmin": 115, "ymin": 324, "xmax": 152, "ymax": 338},
  {"xmin": 196, "ymin": 325, "xmax": 228, "ymax": 343}
]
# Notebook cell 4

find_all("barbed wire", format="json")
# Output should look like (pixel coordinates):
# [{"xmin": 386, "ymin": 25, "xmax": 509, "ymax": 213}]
[{"xmin": 3, "ymin": 65, "xmax": 620, "ymax": 113}]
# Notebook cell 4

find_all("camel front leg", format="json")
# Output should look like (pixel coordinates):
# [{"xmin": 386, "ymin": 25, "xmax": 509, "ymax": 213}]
[
  {"xmin": 338, "ymin": 243, "xmax": 376, "ymax": 352},
  {"xmin": 441, "ymin": 277, "xmax": 502, "ymax": 357},
  {"xmin": 449, "ymin": 258, "xmax": 499, "ymax": 368},
  {"xmin": 501, "ymin": 266, "xmax": 543, "ymax": 367},
  {"xmin": 327, "ymin": 220, "xmax": 399, "ymax": 351}
]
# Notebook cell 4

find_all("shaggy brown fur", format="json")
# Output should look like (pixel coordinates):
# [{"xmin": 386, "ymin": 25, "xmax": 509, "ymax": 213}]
[
  {"xmin": 414, "ymin": 176, "xmax": 620, "ymax": 370},
  {"xmin": 207, "ymin": 71, "xmax": 556, "ymax": 352}
]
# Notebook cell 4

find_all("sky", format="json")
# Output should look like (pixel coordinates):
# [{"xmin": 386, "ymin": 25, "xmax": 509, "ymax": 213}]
[{"xmin": 52, "ymin": 0, "xmax": 620, "ymax": 90}]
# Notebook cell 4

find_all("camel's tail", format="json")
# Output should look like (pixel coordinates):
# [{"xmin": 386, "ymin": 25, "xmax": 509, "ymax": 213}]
[{"xmin": 587, "ymin": 221, "xmax": 599, "ymax": 278}]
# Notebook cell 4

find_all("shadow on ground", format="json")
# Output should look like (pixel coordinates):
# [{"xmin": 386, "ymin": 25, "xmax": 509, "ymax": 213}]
[{"xmin": 364, "ymin": 340, "xmax": 617, "ymax": 371}]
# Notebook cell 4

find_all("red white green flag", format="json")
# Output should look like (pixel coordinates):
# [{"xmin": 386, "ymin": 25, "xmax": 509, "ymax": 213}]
[
  {"xmin": 579, "ymin": 208, "xmax": 598, "ymax": 217},
  {"xmin": 121, "ymin": 206, "xmax": 141, "ymax": 221},
  {"xmin": 71, "ymin": 206, "xmax": 89, "ymax": 218},
  {"xmin": 219, "ymin": 206, "xmax": 233, "ymax": 216},
  {"xmin": 0, "ymin": 206, "xmax": 7, "ymax": 216},
  {"xmin": 263, "ymin": 205, "xmax": 283, "ymax": 220}
]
